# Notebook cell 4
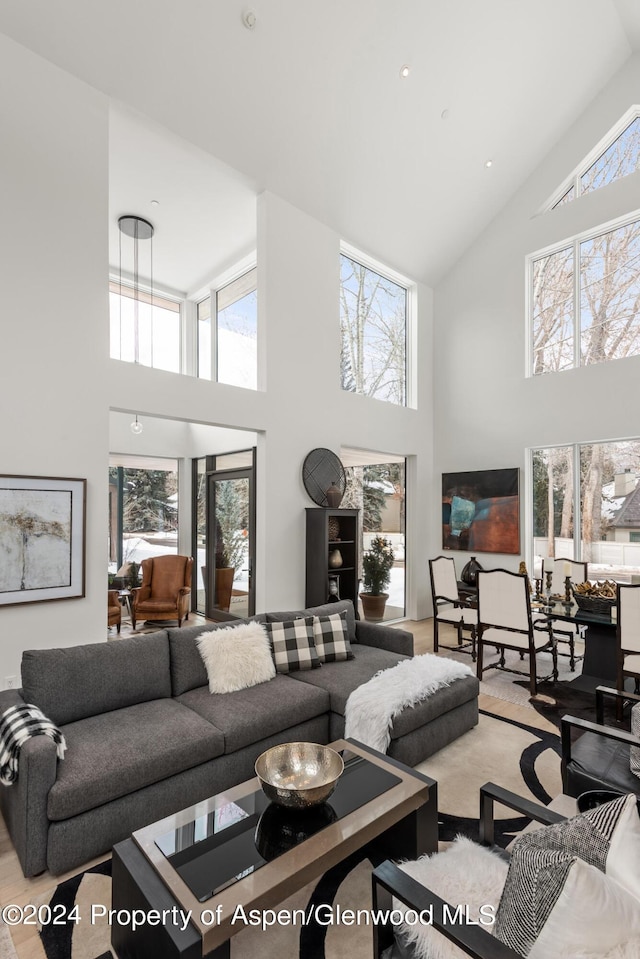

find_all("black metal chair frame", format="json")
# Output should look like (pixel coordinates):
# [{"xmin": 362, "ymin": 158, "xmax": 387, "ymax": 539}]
[
  {"xmin": 561, "ymin": 684, "xmax": 640, "ymax": 796},
  {"xmin": 429, "ymin": 556, "xmax": 477, "ymax": 661},
  {"xmin": 372, "ymin": 782, "xmax": 566, "ymax": 959},
  {"xmin": 476, "ymin": 569, "xmax": 558, "ymax": 697}
]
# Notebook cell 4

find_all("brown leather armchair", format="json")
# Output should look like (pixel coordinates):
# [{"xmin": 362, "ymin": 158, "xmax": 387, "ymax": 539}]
[
  {"xmin": 108, "ymin": 589, "xmax": 121, "ymax": 633},
  {"xmin": 130, "ymin": 555, "xmax": 193, "ymax": 630}
]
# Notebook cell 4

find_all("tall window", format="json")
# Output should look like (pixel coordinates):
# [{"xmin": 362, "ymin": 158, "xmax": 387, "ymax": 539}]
[
  {"xmin": 530, "ymin": 217, "xmax": 640, "ymax": 374},
  {"xmin": 197, "ymin": 268, "xmax": 257, "ymax": 389},
  {"xmin": 340, "ymin": 254, "xmax": 407, "ymax": 406},
  {"xmin": 109, "ymin": 283, "xmax": 181, "ymax": 373},
  {"xmin": 550, "ymin": 112, "xmax": 640, "ymax": 209},
  {"xmin": 532, "ymin": 440, "xmax": 640, "ymax": 580},
  {"xmin": 342, "ymin": 456, "xmax": 406, "ymax": 621},
  {"xmin": 108, "ymin": 458, "xmax": 178, "ymax": 573}
]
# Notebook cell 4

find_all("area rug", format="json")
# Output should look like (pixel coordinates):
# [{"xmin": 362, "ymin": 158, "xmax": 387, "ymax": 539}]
[
  {"xmin": 442, "ymin": 644, "xmax": 584, "ymax": 710},
  {"xmin": 515, "ymin": 679, "xmax": 620, "ymax": 730},
  {"xmin": 15, "ymin": 710, "xmax": 562, "ymax": 959}
]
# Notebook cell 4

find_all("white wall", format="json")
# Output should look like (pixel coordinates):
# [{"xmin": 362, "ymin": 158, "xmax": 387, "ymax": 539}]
[
  {"xmin": 106, "ymin": 195, "xmax": 433, "ymax": 617},
  {"xmin": 0, "ymin": 34, "xmax": 109, "ymax": 679},
  {"xmin": 433, "ymin": 54, "xmax": 640, "ymax": 576},
  {"xmin": 255, "ymin": 192, "xmax": 434, "ymax": 617},
  {"xmin": 107, "ymin": 193, "xmax": 435, "ymax": 619},
  {"xmin": 1, "ymin": 38, "xmax": 435, "ymax": 685}
]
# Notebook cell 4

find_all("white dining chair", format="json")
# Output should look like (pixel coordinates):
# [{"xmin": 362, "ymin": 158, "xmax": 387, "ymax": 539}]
[
  {"xmin": 617, "ymin": 582, "xmax": 640, "ymax": 702},
  {"xmin": 477, "ymin": 568, "xmax": 557, "ymax": 696},
  {"xmin": 429, "ymin": 556, "xmax": 477, "ymax": 660}
]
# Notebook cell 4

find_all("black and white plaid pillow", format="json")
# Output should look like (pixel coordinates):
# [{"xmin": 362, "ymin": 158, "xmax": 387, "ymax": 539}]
[
  {"xmin": 312, "ymin": 611, "xmax": 354, "ymax": 663},
  {"xmin": 264, "ymin": 617, "xmax": 320, "ymax": 673}
]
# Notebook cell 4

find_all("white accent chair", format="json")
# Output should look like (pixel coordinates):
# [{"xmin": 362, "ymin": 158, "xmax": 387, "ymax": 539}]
[
  {"xmin": 542, "ymin": 558, "xmax": 587, "ymax": 671},
  {"xmin": 429, "ymin": 556, "xmax": 477, "ymax": 661},
  {"xmin": 477, "ymin": 568, "xmax": 557, "ymax": 696}
]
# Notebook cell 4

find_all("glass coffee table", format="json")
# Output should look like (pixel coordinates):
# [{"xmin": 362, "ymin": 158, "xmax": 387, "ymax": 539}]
[{"xmin": 111, "ymin": 738, "xmax": 438, "ymax": 958}]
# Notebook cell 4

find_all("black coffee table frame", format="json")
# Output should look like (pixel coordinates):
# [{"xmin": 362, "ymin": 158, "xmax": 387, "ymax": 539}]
[{"xmin": 111, "ymin": 739, "xmax": 438, "ymax": 959}]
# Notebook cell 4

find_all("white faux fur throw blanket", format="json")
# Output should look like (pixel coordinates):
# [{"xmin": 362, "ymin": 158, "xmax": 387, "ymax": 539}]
[{"xmin": 344, "ymin": 654, "xmax": 473, "ymax": 754}]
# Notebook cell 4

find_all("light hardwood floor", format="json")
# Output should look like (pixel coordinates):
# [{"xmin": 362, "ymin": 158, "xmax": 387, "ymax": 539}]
[{"xmin": 0, "ymin": 617, "xmax": 557, "ymax": 958}]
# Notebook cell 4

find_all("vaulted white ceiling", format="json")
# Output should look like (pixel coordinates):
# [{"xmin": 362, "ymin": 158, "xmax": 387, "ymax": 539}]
[{"xmin": 1, "ymin": 0, "xmax": 639, "ymax": 290}]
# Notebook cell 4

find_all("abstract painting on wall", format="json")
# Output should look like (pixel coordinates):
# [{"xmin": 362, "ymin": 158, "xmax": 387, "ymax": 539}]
[
  {"xmin": 442, "ymin": 468, "xmax": 519, "ymax": 554},
  {"xmin": 0, "ymin": 475, "xmax": 86, "ymax": 605}
]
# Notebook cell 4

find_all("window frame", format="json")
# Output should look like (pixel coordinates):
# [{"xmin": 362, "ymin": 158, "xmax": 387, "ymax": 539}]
[
  {"xmin": 109, "ymin": 278, "xmax": 183, "ymax": 373},
  {"xmin": 194, "ymin": 260, "xmax": 258, "ymax": 390},
  {"xmin": 528, "ymin": 438, "xmax": 640, "ymax": 575},
  {"xmin": 545, "ymin": 106, "xmax": 640, "ymax": 211},
  {"xmin": 215, "ymin": 267, "xmax": 257, "ymax": 390},
  {"xmin": 526, "ymin": 208, "xmax": 640, "ymax": 377},
  {"xmin": 339, "ymin": 243, "xmax": 415, "ymax": 409}
]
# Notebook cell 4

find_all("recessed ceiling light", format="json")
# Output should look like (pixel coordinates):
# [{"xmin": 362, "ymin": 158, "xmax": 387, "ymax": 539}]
[
  {"xmin": 242, "ymin": 9, "xmax": 256, "ymax": 29},
  {"xmin": 399, "ymin": 65, "xmax": 410, "ymax": 78},
  {"xmin": 150, "ymin": 199, "xmax": 159, "ymax": 207},
  {"xmin": 440, "ymin": 108, "xmax": 449, "ymax": 120},
  {"xmin": 484, "ymin": 159, "xmax": 493, "ymax": 168}
]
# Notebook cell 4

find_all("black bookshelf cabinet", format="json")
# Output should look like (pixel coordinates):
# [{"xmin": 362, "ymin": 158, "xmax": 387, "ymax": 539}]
[{"xmin": 305, "ymin": 508, "xmax": 360, "ymax": 608}]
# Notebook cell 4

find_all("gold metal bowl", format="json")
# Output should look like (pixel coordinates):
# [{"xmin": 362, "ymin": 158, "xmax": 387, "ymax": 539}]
[{"xmin": 255, "ymin": 742, "xmax": 344, "ymax": 809}]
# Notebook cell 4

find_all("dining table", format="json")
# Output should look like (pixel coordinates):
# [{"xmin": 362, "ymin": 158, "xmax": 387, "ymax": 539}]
[{"xmin": 533, "ymin": 598, "xmax": 617, "ymax": 693}]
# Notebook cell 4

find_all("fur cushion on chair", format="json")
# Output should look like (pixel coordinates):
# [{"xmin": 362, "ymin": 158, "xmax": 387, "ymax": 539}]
[{"xmin": 392, "ymin": 837, "xmax": 508, "ymax": 959}]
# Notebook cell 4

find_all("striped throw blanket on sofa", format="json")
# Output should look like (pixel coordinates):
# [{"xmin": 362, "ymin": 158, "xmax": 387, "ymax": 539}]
[{"xmin": 0, "ymin": 703, "xmax": 66, "ymax": 786}]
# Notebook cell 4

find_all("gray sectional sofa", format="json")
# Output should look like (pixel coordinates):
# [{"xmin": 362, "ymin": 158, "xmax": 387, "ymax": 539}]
[{"xmin": 0, "ymin": 600, "xmax": 478, "ymax": 877}]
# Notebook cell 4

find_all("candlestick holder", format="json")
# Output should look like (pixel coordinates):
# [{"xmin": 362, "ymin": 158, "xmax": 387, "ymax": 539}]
[
  {"xmin": 534, "ymin": 578, "xmax": 542, "ymax": 601},
  {"xmin": 564, "ymin": 575, "xmax": 572, "ymax": 604},
  {"xmin": 545, "ymin": 570, "xmax": 553, "ymax": 593}
]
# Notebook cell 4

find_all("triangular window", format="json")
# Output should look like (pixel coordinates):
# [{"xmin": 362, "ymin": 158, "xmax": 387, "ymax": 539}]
[{"xmin": 548, "ymin": 109, "xmax": 640, "ymax": 210}]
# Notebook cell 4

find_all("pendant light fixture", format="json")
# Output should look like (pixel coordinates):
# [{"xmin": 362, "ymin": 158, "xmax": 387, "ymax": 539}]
[
  {"xmin": 118, "ymin": 215, "xmax": 154, "ymax": 365},
  {"xmin": 130, "ymin": 414, "xmax": 143, "ymax": 435}
]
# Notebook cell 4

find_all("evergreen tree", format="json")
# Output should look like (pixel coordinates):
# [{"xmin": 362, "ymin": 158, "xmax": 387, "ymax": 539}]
[{"xmin": 123, "ymin": 469, "xmax": 175, "ymax": 532}]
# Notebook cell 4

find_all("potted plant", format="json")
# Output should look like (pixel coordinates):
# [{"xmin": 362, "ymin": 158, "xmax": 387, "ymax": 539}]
[
  {"xmin": 360, "ymin": 536, "xmax": 395, "ymax": 621},
  {"xmin": 214, "ymin": 541, "xmax": 236, "ymax": 612},
  {"xmin": 214, "ymin": 484, "xmax": 248, "ymax": 611}
]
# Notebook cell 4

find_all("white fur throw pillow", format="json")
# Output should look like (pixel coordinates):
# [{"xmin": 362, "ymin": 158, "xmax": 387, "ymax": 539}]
[
  {"xmin": 393, "ymin": 837, "xmax": 509, "ymax": 959},
  {"xmin": 197, "ymin": 622, "xmax": 275, "ymax": 694}
]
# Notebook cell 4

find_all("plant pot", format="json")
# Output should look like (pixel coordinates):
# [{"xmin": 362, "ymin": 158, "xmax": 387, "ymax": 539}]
[
  {"xmin": 215, "ymin": 567, "xmax": 235, "ymax": 612},
  {"xmin": 360, "ymin": 592, "xmax": 388, "ymax": 622}
]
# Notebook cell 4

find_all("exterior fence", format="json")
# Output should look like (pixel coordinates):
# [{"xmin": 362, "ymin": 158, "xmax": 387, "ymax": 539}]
[{"xmin": 534, "ymin": 537, "xmax": 640, "ymax": 577}]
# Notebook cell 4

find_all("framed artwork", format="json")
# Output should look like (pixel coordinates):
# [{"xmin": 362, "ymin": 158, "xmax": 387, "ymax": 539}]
[
  {"xmin": 442, "ymin": 468, "xmax": 519, "ymax": 554},
  {"xmin": 0, "ymin": 474, "xmax": 86, "ymax": 606}
]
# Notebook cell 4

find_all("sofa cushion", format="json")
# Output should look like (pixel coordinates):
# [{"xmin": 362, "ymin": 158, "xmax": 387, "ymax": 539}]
[
  {"xmin": 48, "ymin": 699, "xmax": 224, "ymax": 821},
  {"xmin": 168, "ymin": 615, "xmax": 268, "ymax": 696},
  {"xmin": 390, "ymin": 673, "xmax": 478, "ymax": 739},
  {"xmin": 289, "ymin": 649, "xmax": 479, "ymax": 741},
  {"xmin": 287, "ymin": 645, "xmax": 406, "ymax": 716},
  {"xmin": 177, "ymin": 675, "xmax": 329, "ymax": 754},
  {"xmin": 21, "ymin": 633, "xmax": 171, "ymax": 726},
  {"xmin": 268, "ymin": 599, "xmax": 357, "ymax": 643}
]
